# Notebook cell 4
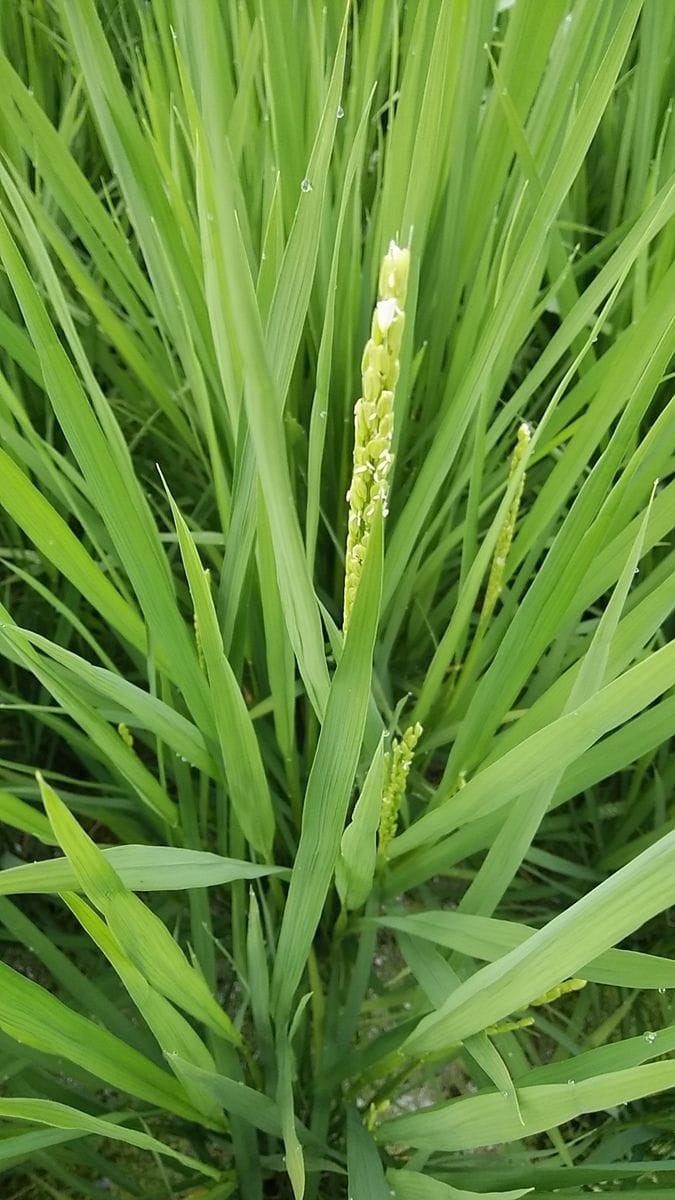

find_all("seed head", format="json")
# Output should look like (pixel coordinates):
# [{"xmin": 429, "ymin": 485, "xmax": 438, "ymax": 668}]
[
  {"xmin": 343, "ymin": 241, "xmax": 410, "ymax": 630},
  {"xmin": 378, "ymin": 721, "xmax": 422, "ymax": 858}
]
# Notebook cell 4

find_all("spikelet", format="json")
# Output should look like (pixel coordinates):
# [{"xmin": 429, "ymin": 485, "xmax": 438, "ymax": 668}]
[
  {"xmin": 343, "ymin": 241, "xmax": 410, "ymax": 631},
  {"xmin": 378, "ymin": 721, "xmax": 422, "ymax": 859}
]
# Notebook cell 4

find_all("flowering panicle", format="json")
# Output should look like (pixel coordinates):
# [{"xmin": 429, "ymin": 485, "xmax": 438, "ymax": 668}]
[
  {"xmin": 378, "ymin": 721, "xmax": 422, "ymax": 859},
  {"xmin": 343, "ymin": 240, "xmax": 410, "ymax": 631}
]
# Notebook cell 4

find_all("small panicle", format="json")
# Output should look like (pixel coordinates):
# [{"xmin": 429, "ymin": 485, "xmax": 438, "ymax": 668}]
[
  {"xmin": 529, "ymin": 977, "xmax": 586, "ymax": 1007},
  {"xmin": 378, "ymin": 721, "xmax": 422, "ymax": 859},
  {"xmin": 343, "ymin": 241, "xmax": 410, "ymax": 631},
  {"xmin": 194, "ymin": 569, "xmax": 209, "ymax": 671},
  {"xmin": 485, "ymin": 1015, "xmax": 535, "ymax": 1035},
  {"xmin": 484, "ymin": 977, "xmax": 587, "ymax": 1039},
  {"xmin": 478, "ymin": 421, "xmax": 531, "ymax": 631}
]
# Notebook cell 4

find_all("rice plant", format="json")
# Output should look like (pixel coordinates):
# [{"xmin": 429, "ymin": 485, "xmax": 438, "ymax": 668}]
[{"xmin": 0, "ymin": 1, "xmax": 674, "ymax": 1197}]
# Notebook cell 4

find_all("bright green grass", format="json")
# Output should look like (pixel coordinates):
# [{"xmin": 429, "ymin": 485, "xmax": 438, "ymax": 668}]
[{"xmin": 0, "ymin": 1, "xmax": 674, "ymax": 1197}]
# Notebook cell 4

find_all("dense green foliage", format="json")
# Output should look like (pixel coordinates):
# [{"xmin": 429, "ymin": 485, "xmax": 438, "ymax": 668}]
[{"xmin": 0, "ymin": 1, "xmax": 674, "ymax": 1196}]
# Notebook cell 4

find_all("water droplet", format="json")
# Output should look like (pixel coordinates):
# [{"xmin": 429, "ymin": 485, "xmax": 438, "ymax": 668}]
[
  {"xmin": 319, "ymin": 410, "xmax": 326, "ymax": 418},
  {"xmin": 658, "ymin": 986, "xmax": 667, "ymax": 994},
  {"xmin": 501, "ymin": 1090, "xmax": 509, "ymax": 1098},
  {"xmin": 644, "ymin": 1031, "xmax": 657, "ymax": 1044},
  {"xmin": 300, "ymin": 178, "xmax": 312, "ymax": 193},
  {"xmin": 337, "ymin": 105, "xmax": 345, "ymax": 119},
  {"xmin": 567, "ymin": 1078, "xmax": 576, "ymax": 1085}
]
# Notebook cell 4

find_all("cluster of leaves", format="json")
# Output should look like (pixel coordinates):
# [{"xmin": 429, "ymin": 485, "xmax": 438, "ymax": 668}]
[{"xmin": 0, "ymin": 0, "xmax": 674, "ymax": 1197}]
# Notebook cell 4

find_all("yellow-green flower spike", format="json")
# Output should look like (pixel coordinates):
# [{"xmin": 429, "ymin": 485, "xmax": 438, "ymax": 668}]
[
  {"xmin": 343, "ymin": 240, "xmax": 410, "ymax": 631},
  {"xmin": 478, "ymin": 421, "xmax": 531, "ymax": 631},
  {"xmin": 378, "ymin": 721, "xmax": 422, "ymax": 859}
]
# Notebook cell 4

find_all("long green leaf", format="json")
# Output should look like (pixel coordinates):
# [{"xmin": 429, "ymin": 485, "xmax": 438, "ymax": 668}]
[
  {"xmin": 0, "ymin": 1099, "xmax": 219, "ymax": 1178},
  {"xmin": 271, "ymin": 514, "xmax": 383, "ymax": 1024},
  {"xmin": 0, "ymin": 844, "xmax": 285, "ymax": 895},
  {"xmin": 377, "ymin": 1062, "xmax": 675, "ymax": 1151}
]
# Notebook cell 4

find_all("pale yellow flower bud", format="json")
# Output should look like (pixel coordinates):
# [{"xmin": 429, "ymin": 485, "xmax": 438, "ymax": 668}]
[
  {"xmin": 379, "ymin": 241, "xmax": 411, "ymax": 302},
  {"xmin": 375, "ymin": 297, "xmax": 398, "ymax": 333}
]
